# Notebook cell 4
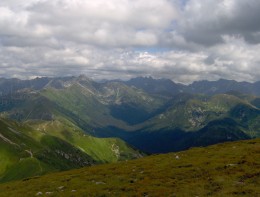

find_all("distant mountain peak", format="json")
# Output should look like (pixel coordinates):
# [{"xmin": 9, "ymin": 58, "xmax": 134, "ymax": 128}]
[
  {"xmin": 125, "ymin": 76, "xmax": 185, "ymax": 96},
  {"xmin": 77, "ymin": 74, "xmax": 92, "ymax": 81}
]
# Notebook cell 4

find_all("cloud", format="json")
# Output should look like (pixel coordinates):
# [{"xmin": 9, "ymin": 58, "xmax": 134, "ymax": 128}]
[
  {"xmin": 0, "ymin": 0, "xmax": 259, "ymax": 83},
  {"xmin": 178, "ymin": 0, "xmax": 260, "ymax": 46}
]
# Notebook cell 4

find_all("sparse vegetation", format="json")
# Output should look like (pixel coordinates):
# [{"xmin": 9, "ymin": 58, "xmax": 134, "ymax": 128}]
[{"xmin": 0, "ymin": 139, "xmax": 259, "ymax": 196}]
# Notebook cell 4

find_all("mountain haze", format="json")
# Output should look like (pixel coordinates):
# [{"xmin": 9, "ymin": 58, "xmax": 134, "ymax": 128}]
[{"xmin": 125, "ymin": 77, "xmax": 260, "ymax": 96}]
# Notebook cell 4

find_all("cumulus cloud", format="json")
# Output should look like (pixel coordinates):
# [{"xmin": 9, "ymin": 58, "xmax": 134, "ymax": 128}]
[
  {"xmin": 0, "ymin": 0, "xmax": 259, "ymax": 83},
  {"xmin": 1, "ymin": 0, "xmax": 176, "ymax": 47},
  {"xmin": 178, "ymin": 0, "xmax": 260, "ymax": 46}
]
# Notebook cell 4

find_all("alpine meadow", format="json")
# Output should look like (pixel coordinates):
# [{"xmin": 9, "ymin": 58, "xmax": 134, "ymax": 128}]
[{"xmin": 0, "ymin": 0, "xmax": 260, "ymax": 196}]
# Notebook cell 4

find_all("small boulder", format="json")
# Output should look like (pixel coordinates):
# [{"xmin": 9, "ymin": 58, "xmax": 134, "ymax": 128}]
[{"xmin": 36, "ymin": 192, "xmax": 43, "ymax": 196}]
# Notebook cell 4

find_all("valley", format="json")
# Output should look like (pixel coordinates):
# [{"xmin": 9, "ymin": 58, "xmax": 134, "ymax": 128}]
[
  {"xmin": 1, "ymin": 1, "xmax": 260, "ymax": 196},
  {"xmin": 0, "ymin": 76, "xmax": 259, "ymax": 184}
]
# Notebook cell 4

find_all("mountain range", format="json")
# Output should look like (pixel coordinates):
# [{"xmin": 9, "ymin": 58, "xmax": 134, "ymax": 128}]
[
  {"xmin": 0, "ymin": 75, "xmax": 259, "ymax": 182},
  {"xmin": 125, "ymin": 77, "xmax": 260, "ymax": 96}
]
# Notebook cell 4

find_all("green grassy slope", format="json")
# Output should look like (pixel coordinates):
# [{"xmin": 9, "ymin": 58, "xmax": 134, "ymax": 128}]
[
  {"xmin": 40, "ymin": 81, "xmax": 166, "ymax": 128},
  {"xmin": 144, "ymin": 94, "xmax": 258, "ymax": 132},
  {"xmin": 0, "ymin": 118, "xmax": 96, "ymax": 183},
  {"xmin": 27, "ymin": 118, "xmax": 143, "ymax": 163},
  {"xmin": 0, "ymin": 138, "xmax": 259, "ymax": 197},
  {"xmin": 0, "ymin": 118, "xmax": 143, "ymax": 183},
  {"xmin": 0, "ymin": 80, "xmax": 146, "ymax": 159}
]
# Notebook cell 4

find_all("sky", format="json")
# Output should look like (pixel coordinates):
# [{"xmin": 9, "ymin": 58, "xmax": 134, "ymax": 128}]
[{"xmin": 0, "ymin": 0, "xmax": 260, "ymax": 84}]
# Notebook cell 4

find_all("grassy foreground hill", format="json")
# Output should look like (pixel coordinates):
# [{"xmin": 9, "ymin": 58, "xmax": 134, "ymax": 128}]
[
  {"xmin": 0, "ymin": 138, "xmax": 259, "ymax": 197},
  {"xmin": 0, "ymin": 118, "xmax": 143, "ymax": 183}
]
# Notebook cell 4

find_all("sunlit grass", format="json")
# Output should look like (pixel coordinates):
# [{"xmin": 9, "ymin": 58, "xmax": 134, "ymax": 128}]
[{"xmin": 0, "ymin": 138, "xmax": 259, "ymax": 197}]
